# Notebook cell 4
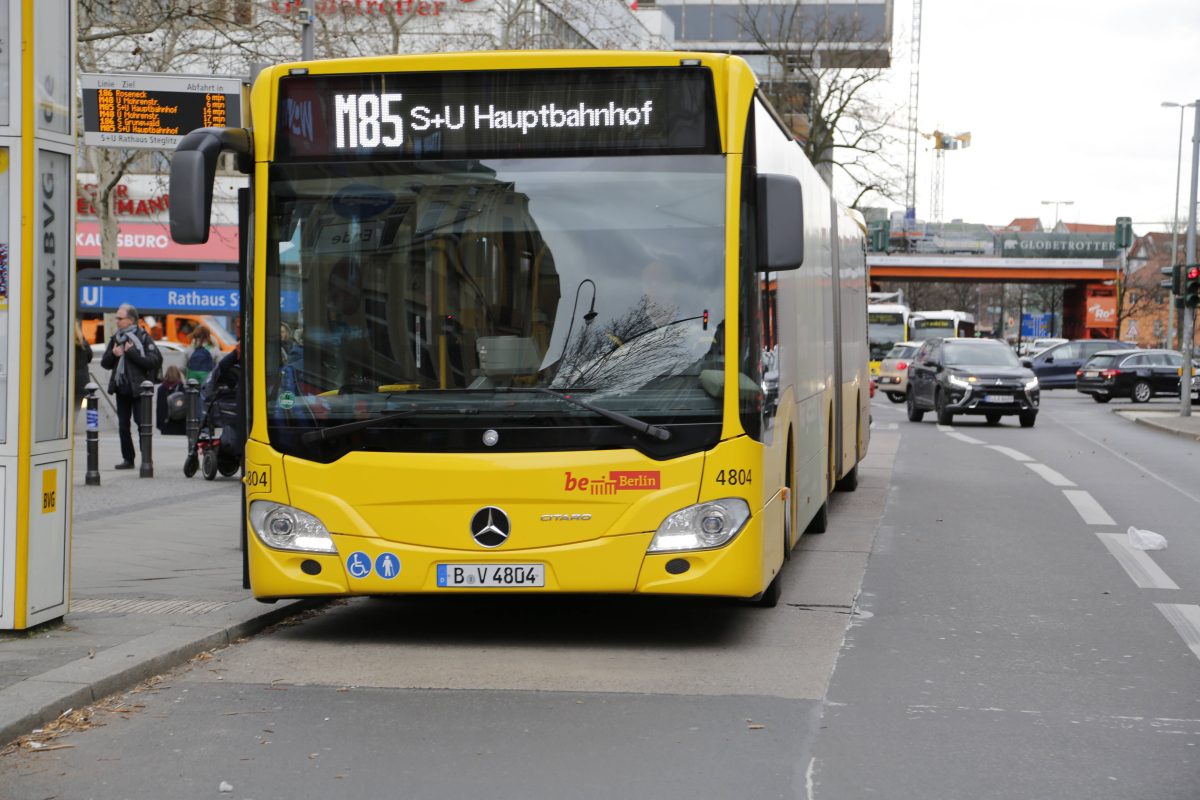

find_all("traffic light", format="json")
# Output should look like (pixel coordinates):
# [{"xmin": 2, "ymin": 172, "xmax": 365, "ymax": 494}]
[
  {"xmin": 1186, "ymin": 264, "xmax": 1200, "ymax": 308},
  {"xmin": 1161, "ymin": 264, "xmax": 1183, "ymax": 294},
  {"xmin": 1115, "ymin": 216, "xmax": 1133, "ymax": 248}
]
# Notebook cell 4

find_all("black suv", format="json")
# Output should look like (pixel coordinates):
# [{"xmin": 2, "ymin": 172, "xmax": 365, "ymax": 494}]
[{"xmin": 907, "ymin": 338, "xmax": 1040, "ymax": 427}]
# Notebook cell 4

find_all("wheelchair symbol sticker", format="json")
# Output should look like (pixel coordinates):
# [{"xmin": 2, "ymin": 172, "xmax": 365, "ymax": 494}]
[
  {"xmin": 346, "ymin": 551, "xmax": 372, "ymax": 579},
  {"xmin": 375, "ymin": 553, "xmax": 400, "ymax": 580}
]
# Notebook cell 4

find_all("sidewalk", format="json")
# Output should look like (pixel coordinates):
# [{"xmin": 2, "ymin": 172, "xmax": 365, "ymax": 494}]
[
  {"xmin": 1115, "ymin": 407, "xmax": 1200, "ymax": 441},
  {"xmin": 0, "ymin": 430, "xmax": 315, "ymax": 747}
]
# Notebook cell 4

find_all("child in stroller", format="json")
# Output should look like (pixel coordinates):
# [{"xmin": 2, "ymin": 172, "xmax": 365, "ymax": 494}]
[{"xmin": 183, "ymin": 345, "xmax": 243, "ymax": 480}]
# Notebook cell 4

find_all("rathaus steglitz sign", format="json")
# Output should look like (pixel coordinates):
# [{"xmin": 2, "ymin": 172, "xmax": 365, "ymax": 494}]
[{"xmin": 1000, "ymin": 233, "xmax": 1119, "ymax": 259}]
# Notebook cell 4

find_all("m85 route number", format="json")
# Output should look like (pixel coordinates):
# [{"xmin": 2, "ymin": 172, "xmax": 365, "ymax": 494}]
[{"xmin": 715, "ymin": 468, "xmax": 752, "ymax": 486}]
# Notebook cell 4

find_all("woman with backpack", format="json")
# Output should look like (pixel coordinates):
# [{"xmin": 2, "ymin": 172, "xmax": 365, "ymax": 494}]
[
  {"xmin": 186, "ymin": 326, "xmax": 219, "ymax": 383},
  {"xmin": 155, "ymin": 365, "xmax": 187, "ymax": 436}
]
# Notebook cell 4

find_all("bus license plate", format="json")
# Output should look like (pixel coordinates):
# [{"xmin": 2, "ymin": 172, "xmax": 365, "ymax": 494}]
[{"xmin": 436, "ymin": 564, "xmax": 545, "ymax": 588}]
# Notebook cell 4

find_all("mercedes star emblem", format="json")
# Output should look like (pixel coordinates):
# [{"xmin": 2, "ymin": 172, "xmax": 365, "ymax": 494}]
[{"xmin": 470, "ymin": 506, "xmax": 511, "ymax": 548}]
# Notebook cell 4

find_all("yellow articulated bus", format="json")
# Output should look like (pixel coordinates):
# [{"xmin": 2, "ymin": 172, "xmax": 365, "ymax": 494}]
[{"xmin": 169, "ymin": 51, "xmax": 869, "ymax": 607}]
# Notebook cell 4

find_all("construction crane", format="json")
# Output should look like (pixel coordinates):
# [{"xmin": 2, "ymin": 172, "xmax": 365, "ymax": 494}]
[
  {"xmin": 902, "ymin": 0, "xmax": 923, "ymax": 239},
  {"xmin": 922, "ymin": 129, "xmax": 972, "ymax": 223}
]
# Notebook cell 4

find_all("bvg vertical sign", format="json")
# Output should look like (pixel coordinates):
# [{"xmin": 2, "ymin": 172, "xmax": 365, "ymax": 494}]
[{"xmin": 34, "ymin": 150, "xmax": 69, "ymax": 441}]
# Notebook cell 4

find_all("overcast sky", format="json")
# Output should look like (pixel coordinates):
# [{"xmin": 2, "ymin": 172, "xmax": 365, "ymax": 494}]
[{"xmin": 863, "ymin": 0, "xmax": 1200, "ymax": 233}]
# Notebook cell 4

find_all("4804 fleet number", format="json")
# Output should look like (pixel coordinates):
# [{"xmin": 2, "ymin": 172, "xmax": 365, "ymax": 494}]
[{"xmin": 714, "ymin": 468, "xmax": 752, "ymax": 486}]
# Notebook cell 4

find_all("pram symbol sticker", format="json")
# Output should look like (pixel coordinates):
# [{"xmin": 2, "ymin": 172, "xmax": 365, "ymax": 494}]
[
  {"xmin": 375, "ymin": 553, "xmax": 400, "ymax": 580},
  {"xmin": 278, "ymin": 391, "xmax": 295, "ymax": 410},
  {"xmin": 346, "ymin": 551, "xmax": 372, "ymax": 579}
]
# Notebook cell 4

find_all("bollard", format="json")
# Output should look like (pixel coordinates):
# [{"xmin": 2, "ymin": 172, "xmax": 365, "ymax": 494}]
[
  {"xmin": 185, "ymin": 378, "xmax": 201, "ymax": 450},
  {"xmin": 138, "ymin": 380, "xmax": 154, "ymax": 478},
  {"xmin": 85, "ymin": 382, "xmax": 101, "ymax": 486}
]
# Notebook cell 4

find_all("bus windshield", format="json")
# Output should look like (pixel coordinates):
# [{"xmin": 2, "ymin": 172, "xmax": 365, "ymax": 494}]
[
  {"xmin": 868, "ymin": 312, "xmax": 905, "ymax": 360},
  {"xmin": 264, "ymin": 154, "xmax": 727, "ymax": 460}
]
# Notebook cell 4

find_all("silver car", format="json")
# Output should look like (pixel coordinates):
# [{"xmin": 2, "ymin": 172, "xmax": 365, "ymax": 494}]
[{"xmin": 876, "ymin": 342, "xmax": 919, "ymax": 403}]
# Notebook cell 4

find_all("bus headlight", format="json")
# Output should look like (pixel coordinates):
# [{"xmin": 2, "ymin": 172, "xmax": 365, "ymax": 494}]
[
  {"xmin": 647, "ymin": 499, "xmax": 751, "ymax": 553},
  {"xmin": 249, "ymin": 501, "xmax": 337, "ymax": 554}
]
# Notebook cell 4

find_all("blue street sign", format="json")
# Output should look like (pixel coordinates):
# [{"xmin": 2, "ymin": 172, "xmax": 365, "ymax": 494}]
[
  {"xmin": 1021, "ymin": 313, "xmax": 1051, "ymax": 338},
  {"xmin": 79, "ymin": 284, "xmax": 239, "ymax": 313}
]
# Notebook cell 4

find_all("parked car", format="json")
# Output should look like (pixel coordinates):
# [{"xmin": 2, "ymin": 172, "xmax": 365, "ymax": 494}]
[
  {"xmin": 1075, "ymin": 349, "xmax": 1194, "ymax": 403},
  {"xmin": 906, "ymin": 337, "xmax": 1040, "ymax": 427},
  {"xmin": 1026, "ymin": 337, "xmax": 1068, "ymax": 358},
  {"xmin": 88, "ymin": 340, "xmax": 188, "ymax": 393},
  {"xmin": 876, "ymin": 342, "xmax": 919, "ymax": 403},
  {"xmin": 1028, "ymin": 339, "xmax": 1135, "ymax": 388}
]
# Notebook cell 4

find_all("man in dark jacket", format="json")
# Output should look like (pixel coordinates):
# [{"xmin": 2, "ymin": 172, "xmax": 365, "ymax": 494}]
[{"xmin": 100, "ymin": 304, "xmax": 163, "ymax": 469}]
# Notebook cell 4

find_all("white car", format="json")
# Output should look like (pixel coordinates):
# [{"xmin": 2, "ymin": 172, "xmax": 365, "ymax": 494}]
[
  {"xmin": 1026, "ymin": 337, "xmax": 1068, "ymax": 358},
  {"xmin": 87, "ymin": 340, "xmax": 188, "ymax": 392}
]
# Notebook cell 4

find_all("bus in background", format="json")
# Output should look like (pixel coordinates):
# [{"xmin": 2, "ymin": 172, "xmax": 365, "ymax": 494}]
[
  {"xmin": 169, "ymin": 51, "xmax": 870, "ymax": 608},
  {"xmin": 868, "ymin": 302, "xmax": 910, "ymax": 375},
  {"xmin": 910, "ymin": 310, "xmax": 976, "ymax": 341}
]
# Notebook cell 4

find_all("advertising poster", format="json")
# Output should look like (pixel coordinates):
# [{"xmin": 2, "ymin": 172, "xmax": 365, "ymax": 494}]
[
  {"xmin": 0, "ymin": 146, "xmax": 7, "ymax": 444},
  {"xmin": 34, "ymin": 1, "xmax": 70, "ymax": 135},
  {"xmin": 0, "ymin": 0, "xmax": 9, "ymax": 126},
  {"xmin": 34, "ymin": 150, "xmax": 69, "ymax": 442}
]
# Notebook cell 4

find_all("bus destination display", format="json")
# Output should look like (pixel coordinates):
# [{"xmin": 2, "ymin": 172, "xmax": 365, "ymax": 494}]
[
  {"xmin": 81, "ymin": 74, "xmax": 244, "ymax": 150},
  {"xmin": 276, "ymin": 68, "xmax": 719, "ymax": 161}
]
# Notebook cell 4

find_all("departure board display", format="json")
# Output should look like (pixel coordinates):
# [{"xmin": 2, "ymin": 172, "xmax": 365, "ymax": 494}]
[
  {"xmin": 81, "ymin": 74, "xmax": 243, "ymax": 150},
  {"xmin": 275, "ymin": 68, "xmax": 719, "ymax": 161}
]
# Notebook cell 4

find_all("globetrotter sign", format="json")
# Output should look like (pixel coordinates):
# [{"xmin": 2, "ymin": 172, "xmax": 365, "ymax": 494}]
[
  {"xmin": 270, "ymin": 0, "xmax": 477, "ymax": 17},
  {"xmin": 1000, "ymin": 233, "xmax": 1120, "ymax": 259}
]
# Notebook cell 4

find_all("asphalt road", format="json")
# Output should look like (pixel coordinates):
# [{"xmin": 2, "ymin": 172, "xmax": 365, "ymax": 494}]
[{"xmin": 3, "ymin": 391, "xmax": 1199, "ymax": 799}]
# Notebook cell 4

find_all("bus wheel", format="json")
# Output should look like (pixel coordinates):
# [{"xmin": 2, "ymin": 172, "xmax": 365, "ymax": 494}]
[
  {"xmin": 805, "ymin": 500, "xmax": 829, "ymax": 534},
  {"xmin": 835, "ymin": 465, "xmax": 858, "ymax": 492},
  {"xmin": 753, "ymin": 572, "xmax": 782, "ymax": 607}
]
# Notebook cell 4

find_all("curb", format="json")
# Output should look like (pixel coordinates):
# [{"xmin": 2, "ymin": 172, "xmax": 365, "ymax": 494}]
[
  {"xmin": 1114, "ymin": 410, "xmax": 1200, "ymax": 442},
  {"xmin": 0, "ymin": 597, "xmax": 324, "ymax": 748}
]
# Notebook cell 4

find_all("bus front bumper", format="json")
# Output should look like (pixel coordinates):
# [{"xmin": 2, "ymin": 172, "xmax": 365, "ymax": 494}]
[{"xmin": 247, "ymin": 515, "xmax": 768, "ymax": 601}]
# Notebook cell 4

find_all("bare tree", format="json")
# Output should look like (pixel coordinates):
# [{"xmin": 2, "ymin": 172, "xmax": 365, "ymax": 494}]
[
  {"xmin": 739, "ymin": 1, "xmax": 903, "ymax": 207},
  {"xmin": 77, "ymin": 1, "xmax": 298, "ymax": 275}
]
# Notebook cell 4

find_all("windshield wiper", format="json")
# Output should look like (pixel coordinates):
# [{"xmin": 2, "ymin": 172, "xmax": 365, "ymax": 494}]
[
  {"xmin": 495, "ymin": 387, "xmax": 671, "ymax": 441},
  {"xmin": 300, "ymin": 406, "xmax": 417, "ymax": 445}
]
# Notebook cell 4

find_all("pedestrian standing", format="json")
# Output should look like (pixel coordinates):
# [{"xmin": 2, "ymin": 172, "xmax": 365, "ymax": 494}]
[
  {"xmin": 186, "ymin": 325, "xmax": 219, "ymax": 383},
  {"xmin": 156, "ymin": 365, "xmax": 187, "ymax": 436},
  {"xmin": 100, "ymin": 304, "xmax": 163, "ymax": 469}
]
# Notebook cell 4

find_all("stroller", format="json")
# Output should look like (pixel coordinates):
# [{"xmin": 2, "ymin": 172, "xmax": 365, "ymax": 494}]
[{"xmin": 183, "ymin": 359, "xmax": 243, "ymax": 480}]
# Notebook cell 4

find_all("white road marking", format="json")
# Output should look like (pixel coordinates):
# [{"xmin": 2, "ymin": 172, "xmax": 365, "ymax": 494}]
[
  {"xmin": 1062, "ymin": 490, "xmax": 1116, "ymax": 526},
  {"xmin": 1096, "ymin": 533, "xmax": 1180, "ymax": 590},
  {"xmin": 936, "ymin": 424, "xmax": 954, "ymax": 432},
  {"xmin": 1049, "ymin": 413, "xmax": 1200, "ymax": 506},
  {"xmin": 946, "ymin": 432, "xmax": 984, "ymax": 445},
  {"xmin": 1023, "ymin": 462, "xmax": 1076, "ymax": 487},
  {"xmin": 870, "ymin": 422, "xmax": 898, "ymax": 430},
  {"xmin": 986, "ymin": 445, "xmax": 1033, "ymax": 462},
  {"xmin": 1155, "ymin": 604, "xmax": 1200, "ymax": 662}
]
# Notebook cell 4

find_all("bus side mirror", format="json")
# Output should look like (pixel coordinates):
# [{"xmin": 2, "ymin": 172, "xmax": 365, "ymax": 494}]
[
  {"xmin": 170, "ymin": 127, "xmax": 253, "ymax": 245},
  {"xmin": 756, "ymin": 173, "xmax": 804, "ymax": 271}
]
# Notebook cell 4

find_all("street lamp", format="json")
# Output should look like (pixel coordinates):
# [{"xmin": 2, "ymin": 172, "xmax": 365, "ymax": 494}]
[
  {"xmin": 1040, "ymin": 199, "xmax": 1074, "ymax": 230},
  {"xmin": 1162, "ymin": 101, "xmax": 1196, "ymax": 350}
]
